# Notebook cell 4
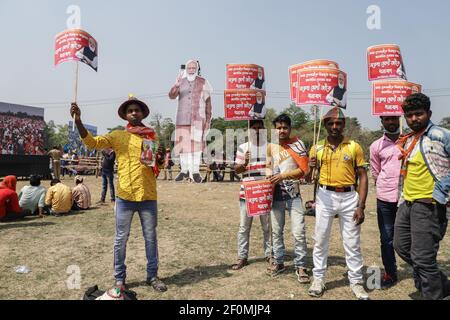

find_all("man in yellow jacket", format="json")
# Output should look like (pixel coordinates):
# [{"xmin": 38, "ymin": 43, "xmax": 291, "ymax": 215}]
[{"xmin": 70, "ymin": 97, "xmax": 167, "ymax": 292}]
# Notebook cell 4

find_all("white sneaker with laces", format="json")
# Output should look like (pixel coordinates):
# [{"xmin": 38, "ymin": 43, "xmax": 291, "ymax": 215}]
[
  {"xmin": 308, "ymin": 278, "xmax": 326, "ymax": 297},
  {"xmin": 350, "ymin": 283, "xmax": 370, "ymax": 300}
]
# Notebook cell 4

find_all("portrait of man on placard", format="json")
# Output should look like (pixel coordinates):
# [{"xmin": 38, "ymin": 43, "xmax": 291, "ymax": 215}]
[
  {"xmin": 248, "ymin": 91, "xmax": 267, "ymax": 120},
  {"xmin": 250, "ymin": 67, "xmax": 265, "ymax": 90},
  {"xmin": 326, "ymin": 72, "xmax": 347, "ymax": 109},
  {"xmin": 75, "ymin": 37, "xmax": 98, "ymax": 71}
]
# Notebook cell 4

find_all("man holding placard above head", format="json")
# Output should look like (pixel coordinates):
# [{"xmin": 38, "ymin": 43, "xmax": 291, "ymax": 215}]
[
  {"xmin": 169, "ymin": 60, "xmax": 213, "ymax": 183},
  {"xmin": 230, "ymin": 119, "xmax": 271, "ymax": 271},
  {"xmin": 326, "ymin": 71, "xmax": 347, "ymax": 109},
  {"xmin": 70, "ymin": 96, "xmax": 168, "ymax": 293}
]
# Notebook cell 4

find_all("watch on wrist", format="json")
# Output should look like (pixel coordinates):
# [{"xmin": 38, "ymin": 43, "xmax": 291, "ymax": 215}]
[{"xmin": 357, "ymin": 203, "xmax": 366, "ymax": 209}]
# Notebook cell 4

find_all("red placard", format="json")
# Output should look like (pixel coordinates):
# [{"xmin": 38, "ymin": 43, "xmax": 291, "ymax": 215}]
[
  {"xmin": 367, "ymin": 44, "xmax": 406, "ymax": 81},
  {"xmin": 372, "ymin": 80, "xmax": 422, "ymax": 116},
  {"xmin": 243, "ymin": 180, "xmax": 274, "ymax": 217},
  {"xmin": 296, "ymin": 68, "xmax": 347, "ymax": 108},
  {"xmin": 289, "ymin": 60, "xmax": 339, "ymax": 103},
  {"xmin": 54, "ymin": 28, "xmax": 98, "ymax": 71},
  {"xmin": 226, "ymin": 64, "xmax": 265, "ymax": 90},
  {"xmin": 224, "ymin": 89, "xmax": 266, "ymax": 121}
]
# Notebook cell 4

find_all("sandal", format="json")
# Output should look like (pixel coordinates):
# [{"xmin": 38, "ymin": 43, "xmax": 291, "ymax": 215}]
[
  {"xmin": 296, "ymin": 267, "xmax": 311, "ymax": 284},
  {"xmin": 146, "ymin": 277, "xmax": 167, "ymax": 292},
  {"xmin": 231, "ymin": 259, "xmax": 249, "ymax": 270}
]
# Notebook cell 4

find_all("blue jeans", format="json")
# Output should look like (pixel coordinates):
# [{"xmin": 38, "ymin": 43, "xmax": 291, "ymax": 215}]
[
  {"xmin": 377, "ymin": 199, "xmax": 398, "ymax": 279},
  {"xmin": 271, "ymin": 197, "xmax": 307, "ymax": 268},
  {"xmin": 114, "ymin": 198, "xmax": 159, "ymax": 282},
  {"xmin": 101, "ymin": 172, "xmax": 115, "ymax": 201}
]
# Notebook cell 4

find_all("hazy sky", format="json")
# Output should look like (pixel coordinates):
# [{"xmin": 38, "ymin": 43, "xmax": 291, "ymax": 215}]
[{"xmin": 1, "ymin": 0, "xmax": 449, "ymax": 134}]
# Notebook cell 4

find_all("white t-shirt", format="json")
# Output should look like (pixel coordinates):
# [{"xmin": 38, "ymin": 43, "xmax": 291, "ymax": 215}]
[{"xmin": 235, "ymin": 141, "xmax": 267, "ymax": 199}]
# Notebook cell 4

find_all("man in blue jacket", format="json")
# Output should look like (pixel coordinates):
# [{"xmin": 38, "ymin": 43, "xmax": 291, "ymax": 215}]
[{"xmin": 394, "ymin": 93, "xmax": 450, "ymax": 300}]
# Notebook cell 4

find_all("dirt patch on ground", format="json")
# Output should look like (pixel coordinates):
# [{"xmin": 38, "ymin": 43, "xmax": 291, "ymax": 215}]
[{"xmin": 0, "ymin": 176, "xmax": 448, "ymax": 300}]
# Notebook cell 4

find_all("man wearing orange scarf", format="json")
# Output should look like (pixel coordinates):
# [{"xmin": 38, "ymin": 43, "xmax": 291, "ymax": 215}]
[
  {"xmin": 266, "ymin": 114, "xmax": 310, "ymax": 282},
  {"xmin": 394, "ymin": 93, "xmax": 450, "ymax": 300},
  {"xmin": 70, "ymin": 97, "xmax": 167, "ymax": 293}
]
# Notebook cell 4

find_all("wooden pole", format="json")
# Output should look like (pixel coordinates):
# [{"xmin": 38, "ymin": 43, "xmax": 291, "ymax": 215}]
[
  {"xmin": 72, "ymin": 62, "xmax": 79, "ymax": 131},
  {"xmin": 313, "ymin": 105, "xmax": 317, "ymax": 149},
  {"xmin": 315, "ymin": 106, "xmax": 324, "ymax": 146},
  {"xmin": 400, "ymin": 117, "xmax": 404, "ymax": 135},
  {"xmin": 312, "ymin": 106, "xmax": 324, "ymax": 202}
]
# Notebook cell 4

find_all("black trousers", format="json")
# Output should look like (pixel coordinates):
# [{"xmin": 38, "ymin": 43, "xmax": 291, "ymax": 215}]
[{"xmin": 394, "ymin": 201, "xmax": 449, "ymax": 300}]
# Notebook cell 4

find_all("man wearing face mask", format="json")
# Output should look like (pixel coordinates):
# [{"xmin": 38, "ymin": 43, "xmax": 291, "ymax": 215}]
[
  {"xmin": 250, "ymin": 67, "xmax": 266, "ymax": 91},
  {"xmin": 169, "ymin": 60, "xmax": 213, "ymax": 183},
  {"xmin": 248, "ymin": 91, "xmax": 267, "ymax": 120},
  {"xmin": 370, "ymin": 116, "xmax": 402, "ymax": 289},
  {"xmin": 326, "ymin": 72, "xmax": 347, "ymax": 109}
]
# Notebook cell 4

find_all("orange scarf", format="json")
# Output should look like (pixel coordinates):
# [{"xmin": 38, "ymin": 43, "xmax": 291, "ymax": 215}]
[{"xmin": 396, "ymin": 128, "xmax": 426, "ymax": 177}]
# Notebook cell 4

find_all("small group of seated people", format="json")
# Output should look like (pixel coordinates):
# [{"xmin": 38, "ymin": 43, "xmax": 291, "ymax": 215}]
[
  {"xmin": 45, "ymin": 176, "xmax": 91, "ymax": 216},
  {"xmin": 0, "ymin": 174, "xmax": 93, "ymax": 221}
]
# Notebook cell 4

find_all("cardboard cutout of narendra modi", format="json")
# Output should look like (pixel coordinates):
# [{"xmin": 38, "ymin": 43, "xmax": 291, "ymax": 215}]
[{"xmin": 169, "ymin": 60, "xmax": 213, "ymax": 183}]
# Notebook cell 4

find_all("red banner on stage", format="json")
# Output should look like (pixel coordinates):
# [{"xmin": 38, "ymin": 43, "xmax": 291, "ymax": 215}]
[
  {"xmin": 367, "ymin": 44, "xmax": 406, "ymax": 81},
  {"xmin": 226, "ymin": 64, "xmax": 265, "ymax": 90},
  {"xmin": 289, "ymin": 60, "xmax": 339, "ymax": 103},
  {"xmin": 296, "ymin": 68, "xmax": 347, "ymax": 108},
  {"xmin": 224, "ymin": 89, "xmax": 266, "ymax": 121},
  {"xmin": 243, "ymin": 180, "xmax": 274, "ymax": 217},
  {"xmin": 372, "ymin": 80, "xmax": 422, "ymax": 116},
  {"xmin": 54, "ymin": 29, "xmax": 98, "ymax": 71}
]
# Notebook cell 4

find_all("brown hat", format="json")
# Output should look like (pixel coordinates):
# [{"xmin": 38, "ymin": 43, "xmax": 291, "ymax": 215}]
[{"xmin": 118, "ymin": 96, "xmax": 150, "ymax": 120}]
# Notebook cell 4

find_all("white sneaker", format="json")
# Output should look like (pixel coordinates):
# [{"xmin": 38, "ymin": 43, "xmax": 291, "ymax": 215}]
[
  {"xmin": 350, "ymin": 283, "xmax": 370, "ymax": 300},
  {"xmin": 308, "ymin": 278, "xmax": 326, "ymax": 297}
]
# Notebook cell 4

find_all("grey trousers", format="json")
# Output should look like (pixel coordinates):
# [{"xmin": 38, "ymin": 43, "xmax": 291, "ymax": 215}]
[
  {"xmin": 237, "ymin": 200, "xmax": 271, "ymax": 260},
  {"xmin": 394, "ymin": 201, "xmax": 449, "ymax": 300}
]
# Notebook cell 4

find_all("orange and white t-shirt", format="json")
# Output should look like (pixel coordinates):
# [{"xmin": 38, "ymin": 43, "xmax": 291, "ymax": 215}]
[{"xmin": 267, "ymin": 137, "xmax": 309, "ymax": 200}]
